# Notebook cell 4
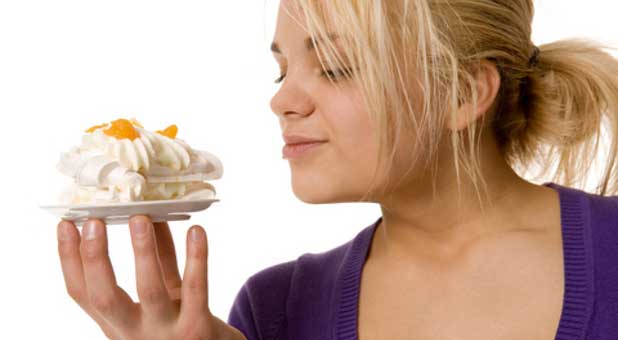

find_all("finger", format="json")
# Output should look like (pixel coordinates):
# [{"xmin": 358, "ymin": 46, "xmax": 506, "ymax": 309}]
[
  {"xmin": 180, "ymin": 225, "xmax": 210, "ymax": 321},
  {"xmin": 58, "ymin": 220, "xmax": 90, "ymax": 306},
  {"xmin": 153, "ymin": 221, "xmax": 182, "ymax": 300},
  {"xmin": 129, "ymin": 215, "xmax": 174, "ymax": 322},
  {"xmin": 58, "ymin": 220, "xmax": 125, "ymax": 339},
  {"xmin": 79, "ymin": 219, "xmax": 138, "ymax": 330}
]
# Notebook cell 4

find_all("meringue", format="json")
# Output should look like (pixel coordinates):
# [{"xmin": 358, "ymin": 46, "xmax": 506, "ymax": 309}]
[{"xmin": 57, "ymin": 118, "xmax": 222, "ymax": 204}]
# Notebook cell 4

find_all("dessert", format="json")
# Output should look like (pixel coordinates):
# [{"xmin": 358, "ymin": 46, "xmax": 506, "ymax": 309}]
[{"xmin": 57, "ymin": 118, "xmax": 223, "ymax": 204}]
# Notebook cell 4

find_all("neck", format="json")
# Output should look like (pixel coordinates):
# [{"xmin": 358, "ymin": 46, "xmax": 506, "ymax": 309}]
[{"xmin": 373, "ymin": 135, "xmax": 559, "ymax": 264}]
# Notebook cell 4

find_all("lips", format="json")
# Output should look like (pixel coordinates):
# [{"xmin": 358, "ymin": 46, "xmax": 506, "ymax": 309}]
[
  {"xmin": 281, "ymin": 133, "xmax": 328, "ymax": 159},
  {"xmin": 282, "ymin": 141, "xmax": 326, "ymax": 159},
  {"xmin": 283, "ymin": 134, "xmax": 328, "ymax": 145}
]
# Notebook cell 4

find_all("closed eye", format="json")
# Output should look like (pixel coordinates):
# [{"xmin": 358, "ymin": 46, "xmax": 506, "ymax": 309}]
[
  {"xmin": 274, "ymin": 74, "xmax": 286, "ymax": 84},
  {"xmin": 321, "ymin": 67, "xmax": 355, "ymax": 81},
  {"xmin": 274, "ymin": 67, "xmax": 356, "ymax": 84}
]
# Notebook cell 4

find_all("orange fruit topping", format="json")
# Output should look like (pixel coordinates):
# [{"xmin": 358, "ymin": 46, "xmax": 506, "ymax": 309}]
[
  {"xmin": 102, "ymin": 118, "xmax": 140, "ymax": 140},
  {"xmin": 156, "ymin": 124, "xmax": 178, "ymax": 139}
]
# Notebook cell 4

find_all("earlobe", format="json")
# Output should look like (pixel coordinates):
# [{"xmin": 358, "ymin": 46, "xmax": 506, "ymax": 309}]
[{"xmin": 448, "ymin": 60, "xmax": 501, "ymax": 132}]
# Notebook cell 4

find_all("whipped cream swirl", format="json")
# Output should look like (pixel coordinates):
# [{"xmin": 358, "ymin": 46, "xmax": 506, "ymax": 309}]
[{"xmin": 57, "ymin": 123, "xmax": 222, "ymax": 204}]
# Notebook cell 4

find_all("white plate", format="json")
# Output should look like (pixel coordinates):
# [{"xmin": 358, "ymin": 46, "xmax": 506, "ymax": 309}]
[{"xmin": 40, "ymin": 198, "xmax": 219, "ymax": 226}]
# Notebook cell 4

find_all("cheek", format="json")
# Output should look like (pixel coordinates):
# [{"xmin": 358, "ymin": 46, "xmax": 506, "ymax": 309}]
[
  {"xmin": 289, "ymin": 94, "xmax": 380, "ymax": 203},
  {"xmin": 331, "ymin": 108, "xmax": 377, "ymax": 166},
  {"xmin": 328, "ymin": 89, "xmax": 378, "ymax": 169}
]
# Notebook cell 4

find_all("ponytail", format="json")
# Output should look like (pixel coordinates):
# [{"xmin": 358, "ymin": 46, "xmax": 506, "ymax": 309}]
[{"xmin": 493, "ymin": 39, "xmax": 618, "ymax": 195}]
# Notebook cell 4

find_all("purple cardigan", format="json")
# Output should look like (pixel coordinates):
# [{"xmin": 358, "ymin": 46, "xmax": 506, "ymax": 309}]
[{"xmin": 227, "ymin": 182, "xmax": 618, "ymax": 339}]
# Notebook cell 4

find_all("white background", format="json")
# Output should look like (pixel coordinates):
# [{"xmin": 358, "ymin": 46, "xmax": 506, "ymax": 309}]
[{"xmin": 0, "ymin": 0, "xmax": 616, "ymax": 338}]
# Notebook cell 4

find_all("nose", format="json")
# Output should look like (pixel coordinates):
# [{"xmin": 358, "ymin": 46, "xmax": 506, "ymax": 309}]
[{"xmin": 270, "ymin": 75, "xmax": 315, "ymax": 119}]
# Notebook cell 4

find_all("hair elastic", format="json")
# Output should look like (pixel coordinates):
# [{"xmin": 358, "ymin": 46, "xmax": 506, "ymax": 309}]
[{"xmin": 528, "ymin": 45, "xmax": 541, "ymax": 68}]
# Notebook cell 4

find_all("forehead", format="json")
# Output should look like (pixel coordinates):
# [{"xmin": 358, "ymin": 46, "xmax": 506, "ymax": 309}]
[
  {"xmin": 274, "ymin": 0, "xmax": 339, "ymax": 36},
  {"xmin": 272, "ymin": 2, "xmax": 340, "ymax": 55},
  {"xmin": 274, "ymin": 1, "xmax": 307, "ymax": 37}
]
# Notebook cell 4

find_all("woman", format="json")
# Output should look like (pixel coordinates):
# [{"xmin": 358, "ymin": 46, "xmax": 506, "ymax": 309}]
[{"xmin": 56, "ymin": 0, "xmax": 618, "ymax": 339}]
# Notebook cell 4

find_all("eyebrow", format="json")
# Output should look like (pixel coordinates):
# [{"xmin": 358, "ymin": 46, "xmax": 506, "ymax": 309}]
[{"xmin": 270, "ymin": 33, "xmax": 339, "ymax": 55}]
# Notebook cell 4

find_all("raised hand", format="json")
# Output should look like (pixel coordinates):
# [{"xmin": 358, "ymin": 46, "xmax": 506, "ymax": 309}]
[{"xmin": 56, "ymin": 215, "xmax": 247, "ymax": 340}]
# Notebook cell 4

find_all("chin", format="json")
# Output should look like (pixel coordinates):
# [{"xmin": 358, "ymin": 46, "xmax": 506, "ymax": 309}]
[
  {"xmin": 290, "ymin": 178, "xmax": 336, "ymax": 204},
  {"xmin": 290, "ymin": 175, "xmax": 370, "ymax": 203}
]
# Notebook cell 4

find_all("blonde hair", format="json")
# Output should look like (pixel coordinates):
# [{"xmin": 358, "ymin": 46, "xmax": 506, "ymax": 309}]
[{"xmin": 282, "ymin": 0, "xmax": 618, "ymax": 205}]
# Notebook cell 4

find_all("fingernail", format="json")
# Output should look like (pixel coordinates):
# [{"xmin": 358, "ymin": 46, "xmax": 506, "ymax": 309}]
[
  {"xmin": 191, "ymin": 227, "xmax": 201, "ymax": 242},
  {"xmin": 58, "ymin": 222, "xmax": 72, "ymax": 241},
  {"xmin": 132, "ymin": 218, "xmax": 148, "ymax": 237},
  {"xmin": 84, "ymin": 221, "xmax": 101, "ymax": 240}
]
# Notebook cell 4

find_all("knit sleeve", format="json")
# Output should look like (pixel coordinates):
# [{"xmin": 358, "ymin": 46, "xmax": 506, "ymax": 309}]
[
  {"xmin": 227, "ymin": 282, "xmax": 261, "ymax": 340},
  {"xmin": 227, "ymin": 259, "xmax": 297, "ymax": 340}
]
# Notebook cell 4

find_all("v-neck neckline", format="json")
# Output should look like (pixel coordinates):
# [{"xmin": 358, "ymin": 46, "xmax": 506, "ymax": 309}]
[{"xmin": 334, "ymin": 181, "xmax": 595, "ymax": 340}]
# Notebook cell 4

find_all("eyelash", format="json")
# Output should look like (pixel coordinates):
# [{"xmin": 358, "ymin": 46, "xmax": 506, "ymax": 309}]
[
  {"xmin": 274, "ymin": 74, "xmax": 286, "ymax": 84},
  {"xmin": 274, "ymin": 67, "xmax": 355, "ymax": 84}
]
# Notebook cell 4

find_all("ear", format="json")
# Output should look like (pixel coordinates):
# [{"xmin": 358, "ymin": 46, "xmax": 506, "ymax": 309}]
[{"xmin": 447, "ymin": 59, "xmax": 501, "ymax": 132}]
